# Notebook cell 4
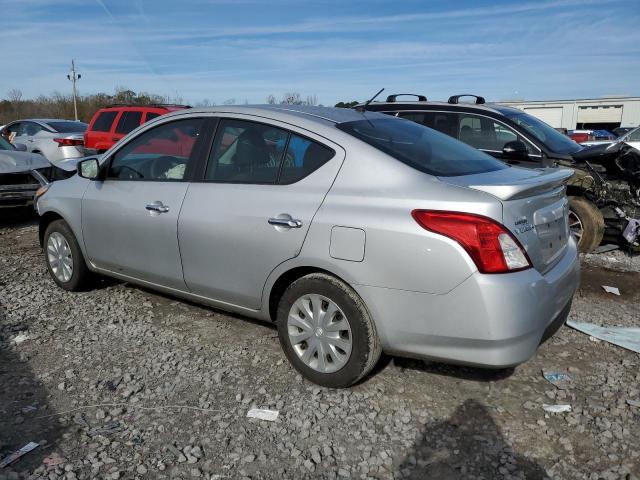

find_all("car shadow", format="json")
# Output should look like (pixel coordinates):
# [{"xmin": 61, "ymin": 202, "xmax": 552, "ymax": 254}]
[
  {"xmin": 0, "ymin": 303, "xmax": 65, "ymax": 474},
  {"xmin": 0, "ymin": 207, "xmax": 38, "ymax": 227},
  {"xmin": 389, "ymin": 356, "xmax": 515, "ymax": 382},
  {"xmin": 396, "ymin": 399, "xmax": 547, "ymax": 479}
]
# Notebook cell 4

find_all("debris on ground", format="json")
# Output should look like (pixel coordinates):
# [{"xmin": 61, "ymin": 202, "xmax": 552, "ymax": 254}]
[
  {"xmin": 542, "ymin": 404, "xmax": 572, "ymax": 413},
  {"xmin": 246, "ymin": 408, "xmax": 279, "ymax": 422},
  {"xmin": 542, "ymin": 370, "xmax": 573, "ymax": 390},
  {"xmin": 602, "ymin": 285, "xmax": 621, "ymax": 296},
  {"xmin": 0, "ymin": 442, "xmax": 39, "ymax": 468},
  {"xmin": 42, "ymin": 452, "xmax": 65, "ymax": 468},
  {"xmin": 627, "ymin": 399, "xmax": 640, "ymax": 408},
  {"xmin": 88, "ymin": 421, "xmax": 123, "ymax": 437},
  {"xmin": 567, "ymin": 320, "xmax": 640, "ymax": 353},
  {"xmin": 13, "ymin": 333, "xmax": 29, "ymax": 344}
]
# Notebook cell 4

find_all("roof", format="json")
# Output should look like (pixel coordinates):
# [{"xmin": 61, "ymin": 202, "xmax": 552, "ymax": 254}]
[
  {"xmin": 9, "ymin": 118, "xmax": 85, "ymax": 124},
  {"xmin": 363, "ymin": 100, "xmax": 506, "ymax": 114},
  {"xmin": 166, "ymin": 104, "xmax": 386, "ymax": 125}
]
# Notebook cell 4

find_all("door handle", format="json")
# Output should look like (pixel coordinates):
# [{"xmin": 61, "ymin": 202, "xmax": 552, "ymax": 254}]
[
  {"xmin": 268, "ymin": 217, "xmax": 303, "ymax": 228},
  {"xmin": 146, "ymin": 202, "xmax": 170, "ymax": 213}
]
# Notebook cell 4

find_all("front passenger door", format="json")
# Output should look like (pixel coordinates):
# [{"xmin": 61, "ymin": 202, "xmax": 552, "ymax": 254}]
[
  {"xmin": 457, "ymin": 113, "xmax": 542, "ymax": 167},
  {"xmin": 82, "ymin": 117, "xmax": 207, "ymax": 289}
]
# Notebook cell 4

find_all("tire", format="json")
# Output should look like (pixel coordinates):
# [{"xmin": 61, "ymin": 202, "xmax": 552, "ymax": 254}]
[
  {"xmin": 568, "ymin": 196, "xmax": 605, "ymax": 253},
  {"xmin": 44, "ymin": 219, "xmax": 93, "ymax": 291},
  {"xmin": 276, "ymin": 273, "xmax": 382, "ymax": 388}
]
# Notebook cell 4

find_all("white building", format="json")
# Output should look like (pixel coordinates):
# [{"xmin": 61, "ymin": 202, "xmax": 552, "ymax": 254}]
[{"xmin": 499, "ymin": 96, "xmax": 640, "ymax": 131}]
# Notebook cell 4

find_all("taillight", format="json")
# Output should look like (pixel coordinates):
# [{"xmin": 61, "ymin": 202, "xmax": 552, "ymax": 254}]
[
  {"xmin": 411, "ymin": 210, "xmax": 531, "ymax": 274},
  {"xmin": 54, "ymin": 138, "xmax": 84, "ymax": 147}
]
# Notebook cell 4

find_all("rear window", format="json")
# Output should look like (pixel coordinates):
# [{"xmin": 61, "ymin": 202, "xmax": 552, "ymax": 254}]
[
  {"xmin": 337, "ymin": 117, "xmax": 508, "ymax": 177},
  {"xmin": 91, "ymin": 111, "xmax": 118, "ymax": 132},
  {"xmin": 116, "ymin": 111, "xmax": 143, "ymax": 134},
  {"xmin": 47, "ymin": 121, "xmax": 88, "ymax": 133}
]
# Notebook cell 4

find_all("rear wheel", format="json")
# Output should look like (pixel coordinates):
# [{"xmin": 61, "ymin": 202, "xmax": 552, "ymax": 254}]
[
  {"xmin": 568, "ymin": 196, "xmax": 604, "ymax": 253},
  {"xmin": 276, "ymin": 273, "xmax": 381, "ymax": 388}
]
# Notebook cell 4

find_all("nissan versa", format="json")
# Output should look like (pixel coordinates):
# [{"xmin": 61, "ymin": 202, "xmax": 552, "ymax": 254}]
[{"xmin": 36, "ymin": 106, "xmax": 580, "ymax": 387}]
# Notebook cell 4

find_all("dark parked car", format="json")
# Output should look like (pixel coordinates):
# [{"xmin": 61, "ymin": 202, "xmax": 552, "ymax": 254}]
[{"xmin": 362, "ymin": 94, "xmax": 640, "ymax": 252}]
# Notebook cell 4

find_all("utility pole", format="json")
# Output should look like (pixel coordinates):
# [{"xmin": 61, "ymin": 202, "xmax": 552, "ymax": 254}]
[{"xmin": 67, "ymin": 60, "xmax": 81, "ymax": 121}]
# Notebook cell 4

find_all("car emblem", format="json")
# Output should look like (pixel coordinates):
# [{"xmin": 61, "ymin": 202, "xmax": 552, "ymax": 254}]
[{"xmin": 514, "ymin": 217, "xmax": 534, "ymax": 234}]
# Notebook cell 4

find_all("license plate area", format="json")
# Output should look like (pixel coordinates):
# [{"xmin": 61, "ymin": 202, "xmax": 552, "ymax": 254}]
[{"xmin": 534, "ymin": 198, "xmax": 569, "ymax": 265}]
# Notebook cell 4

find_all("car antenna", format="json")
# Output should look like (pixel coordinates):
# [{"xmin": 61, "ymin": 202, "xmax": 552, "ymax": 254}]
[{"xmin": 355, "ymin": 88, "xmax": 384, "ymax": 112}]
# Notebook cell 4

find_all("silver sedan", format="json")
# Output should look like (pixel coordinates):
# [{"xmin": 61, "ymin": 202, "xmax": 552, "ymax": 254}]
[
  {"xmin": 36, "ymin": 106, "xmax": 580, "ymax": 387},
  {"xmin": 1, "ymin": 119, "xmax": 87, "ymax": 164}
]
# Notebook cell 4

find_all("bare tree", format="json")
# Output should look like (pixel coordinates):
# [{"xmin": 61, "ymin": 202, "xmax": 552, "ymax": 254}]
[
  {"xmin": 281, "ymin": 92, "xmax": 304, "ymax": 105},
  {"xmin": 7, "ymin": 89, "xmax": 22, "ymax": 103},
  {"xmin": 266, "ymin": 94, "xmax": 277, "ymax": 105},
  {"xmin": 305, "ymin": 94, "xmax": 318, "ymax": 106},
  {"xmin": 223, "ymin": 98, "xmax": 236, "ymax": 105}
]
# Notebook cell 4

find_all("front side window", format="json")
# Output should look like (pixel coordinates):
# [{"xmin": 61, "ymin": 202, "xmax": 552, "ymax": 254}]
[
  {"xmin": 92, "ymin": 111, "xmax": 118, "ymax": 132},
  {"xmin": 626, "ymin": 128, "xmax": 640, "ymax": 142},
  {"xmin": 337, "ymin": 117, "xmax": 508, "ymax": 177},
  {"xmin": 206, "ymin": 119, "xmax": 288, "ymax": 183},
  {"xmin": 115, "ymin": 111, "xmax": 143, "ymax": 134},
  {"xmin": 494, "ymin": 107, "xmax": 581, "ymax": 154},
  {"xmin": 457, "ymin": 114, "xmax": 532, "ymax": 153},
  {"xmin": 108, "ymin": 118, "xmax": 204, "ymax": 181}
]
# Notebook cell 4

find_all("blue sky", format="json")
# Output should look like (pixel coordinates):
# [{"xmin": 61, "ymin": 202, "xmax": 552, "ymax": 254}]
[{"xmin": 2, "ymin": 0, "xmax": 639, "ymax": 105}]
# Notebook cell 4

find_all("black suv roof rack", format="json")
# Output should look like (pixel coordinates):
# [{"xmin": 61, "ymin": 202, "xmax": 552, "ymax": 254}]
[
  {"xmin": 386, "ymin": 94, "xmax": 427, "ymax": 103},
  {"xmin": 448, "ymin": 95, "xmax": 485, "ymax": 105},
  {"xmin": 106, "ymin": 103, "xmax": 192, "ymax": 108}
]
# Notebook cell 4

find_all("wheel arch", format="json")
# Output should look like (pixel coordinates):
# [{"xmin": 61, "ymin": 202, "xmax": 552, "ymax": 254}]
[
  {"xmin": 266, "ymin": 265, "xmax": 356, "ymax": 323},
  {"xmin": 39, "ymin": 211, "xmax": 65, "ymax": 247}
]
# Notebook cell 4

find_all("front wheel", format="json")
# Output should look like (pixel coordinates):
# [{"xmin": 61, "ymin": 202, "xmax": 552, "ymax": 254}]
[
  {"xmin": 568, "ymin": 196, "xmax": 605, "ymax": 253},
  {"xmin": 44, "ymin": 219, "xmax": 93, "ymax": 291},
  {"xmin": 276, "ymin": 273, "xmax": 381, "ymax": 388}
]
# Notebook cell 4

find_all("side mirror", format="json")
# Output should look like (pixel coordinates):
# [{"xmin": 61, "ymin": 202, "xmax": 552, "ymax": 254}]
[
  {"xmin": 502, "ymin": 140, "xmax": 529, "ymax": 160},
  {"xmin": 14, "ymin": 143, "xmax": 27, "ymax": 152},
  {"xmin": 77, "ymin": 158, "xmax": 100, "ymax": 180}
]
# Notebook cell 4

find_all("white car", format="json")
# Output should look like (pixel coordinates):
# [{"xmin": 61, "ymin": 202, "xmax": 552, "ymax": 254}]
[{"xmin": 0, "ymin": 119, "xmax": 88, "ymax": 164}]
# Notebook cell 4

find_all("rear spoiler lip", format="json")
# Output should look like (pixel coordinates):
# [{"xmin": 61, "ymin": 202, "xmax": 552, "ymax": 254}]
[{"xmin": 443, "ymin": 168, "xmax": 575, "ymax": 201}]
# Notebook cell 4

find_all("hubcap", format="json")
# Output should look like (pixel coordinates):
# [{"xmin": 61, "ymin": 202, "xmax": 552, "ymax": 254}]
[
  {"xmin": 568, "ymin": 209, "xmax": 583, "ymax": 244},
  {"xmin": 47, "ymin": 232, "xmax": 73, "ymax": 283},
  {"xmin": 287, "ymin": 294, "xmax": 352, "ymax": 373}
]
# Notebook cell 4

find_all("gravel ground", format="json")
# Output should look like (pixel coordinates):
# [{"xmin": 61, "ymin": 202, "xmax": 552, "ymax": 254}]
[{"xmin": 1, "ymin": 210, "xmax": 639, "ymax": 480}]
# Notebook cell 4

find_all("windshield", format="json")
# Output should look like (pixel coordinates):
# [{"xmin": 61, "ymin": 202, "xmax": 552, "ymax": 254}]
[
  {"xmin": 46, "ymin": 121, "xmax": 88, "ymax": 133},
  {"xmin": 337, "ymin": 117, "xmax": 508, "ymax": 177},
  {"xmin": 0, "ymin": 136, "xmax": 15, "ymax": 151},
  {"xmin": 495, "ymin": 107, "xmax": 581, "ymax": 155}
]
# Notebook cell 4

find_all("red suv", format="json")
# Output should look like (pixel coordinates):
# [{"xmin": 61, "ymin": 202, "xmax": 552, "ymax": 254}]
[{"xmin": 84, "ymin": 104, "xmax": 190, "ymax": 154}]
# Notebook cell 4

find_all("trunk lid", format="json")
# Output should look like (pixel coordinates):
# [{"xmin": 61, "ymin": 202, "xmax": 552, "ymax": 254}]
[{"xmin": 440, "ymin": 166, "xmax": 574, "ymax": 273}]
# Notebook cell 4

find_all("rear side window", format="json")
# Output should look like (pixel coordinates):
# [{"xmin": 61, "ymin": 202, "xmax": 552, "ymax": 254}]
[
  {"xmin": 206, "ymin": 119, "xmax": 288, "ymax": 183},
  {"xmin": 145, "ymin": 112, "xmax": 161, "ymax": 123},
  {"xmin": 116, "ymin": 111, "xmax": 143, "ymax": 134},
  {"xmin": 279, "ymin": 134, "xmax": 334, "ymax": 183},
  {"xmin": 337, "ymin": 117, "xmax": 508, "ymax": 177},
  {"xmin": 92, "ymin": 111, "xmax": 118, "ymax": 132}
]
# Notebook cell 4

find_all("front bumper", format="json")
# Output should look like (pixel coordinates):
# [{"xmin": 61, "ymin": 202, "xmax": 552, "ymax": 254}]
[
  {"xmin": 0, "ymin": 169, "xmax": 48, "ymax": 209},
  {"xmin": 354, "ymin": 238, "xmax": 580, "ymax": 368}
]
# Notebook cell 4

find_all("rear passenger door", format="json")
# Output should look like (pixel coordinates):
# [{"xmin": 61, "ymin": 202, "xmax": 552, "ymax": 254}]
[
  {"xmin": 179, "ymin": 117, "xmax": 344, "ymax": 309},
  {"xmin": 113, "ymin": 111, "xmax": 143, "ymax": 143}
]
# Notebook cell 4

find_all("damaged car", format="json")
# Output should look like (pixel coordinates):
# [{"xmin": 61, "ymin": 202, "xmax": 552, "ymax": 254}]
[
  {"xmin": 0, "ymin": 135, "xmax": 51, "ymax": 209},
  {"xmin": 0, "ymin": 135, "xmax": 78, "ymax": 209},
  {"xmin": 361, "ymin": 94, "xmax": 640, "ymax": 251}
]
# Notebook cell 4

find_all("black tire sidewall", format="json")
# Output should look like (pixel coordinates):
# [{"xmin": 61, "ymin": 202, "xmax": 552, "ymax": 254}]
[
  {"xmin": 44, "ymin": 220, "xmax": 89, "ymax": 291},
  {"xmin": 277, "ymin": 275, "xmax": 376, "ymax": 388}
]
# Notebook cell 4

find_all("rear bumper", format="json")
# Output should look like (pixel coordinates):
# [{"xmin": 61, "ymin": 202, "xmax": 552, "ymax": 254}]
[{"xmin": 354, "ymin": 238, "xmax": 580, "ymax": 368}]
